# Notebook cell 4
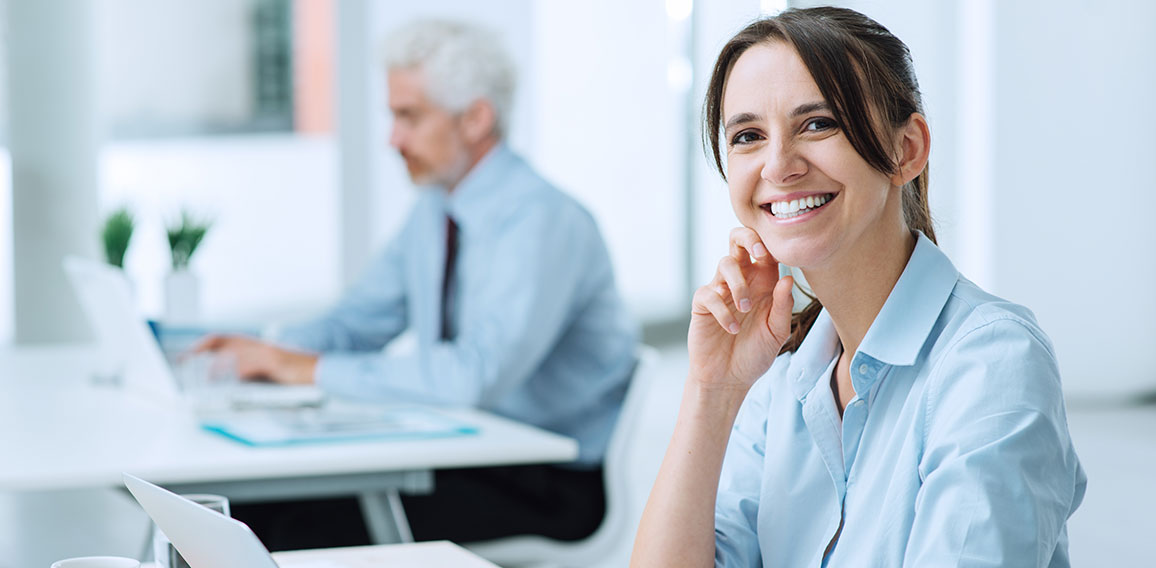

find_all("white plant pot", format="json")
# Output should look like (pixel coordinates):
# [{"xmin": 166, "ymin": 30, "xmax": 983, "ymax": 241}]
[{"xmin": 164, "ymin": 270, "xmax": 201, "ymax": 325}]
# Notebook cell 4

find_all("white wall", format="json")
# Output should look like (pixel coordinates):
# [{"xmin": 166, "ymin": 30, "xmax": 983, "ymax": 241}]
[
  {"xmin": 987, "ymin": 0, "xmax": 1156, "ymax": 397},
  {"xmin": 0, "ymin": 0, "xmax": 7, "ymax": 141},
  {"xmin": 93, "ymin": 0, "xmax": 256, "ymax": 132},
  {"xmin": 0, "ymin": 0, "xmax": 6, "ymax": 341},
  {"xmin": 529, "ymin": 0, "xmax": 687, "ymax": 319},
  {"xmin": 0, "ymin": 154, "xmax": 9, "ymax": 343},
  {"xmin": 691, "ymin": 0, "xmax": 762, "ymax": 287},
  {"xmin": 99, "ymin": 135, "xmax": 341, "ymax": 324}
]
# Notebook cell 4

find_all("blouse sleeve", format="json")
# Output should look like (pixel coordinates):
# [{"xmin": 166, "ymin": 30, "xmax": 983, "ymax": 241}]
[
  {"xmin": 714, "ymin": 368, "xmax": 777, "ymax": 568},
  {"xmin": 905, "ymin": 313, "xmax": 1087, "ymax": 567}
]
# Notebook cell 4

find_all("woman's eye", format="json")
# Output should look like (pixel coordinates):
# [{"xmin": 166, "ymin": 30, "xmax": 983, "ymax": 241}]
[
  {"xmin": 731, "ymin": 130, "xmax": 762, "ymax": 145},
  {"xmin": 804, "ymin": 117, "xmax": 838, "ymax": 132}
]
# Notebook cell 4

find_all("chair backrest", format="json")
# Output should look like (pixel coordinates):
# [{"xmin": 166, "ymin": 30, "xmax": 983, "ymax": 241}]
[
  {"xmin": 599, "ymin": 345, "xmax": 661, "ymax": 538},
  {"xmin": 462, "ymin": 345, "xmax": 666, "ymax": 567}
]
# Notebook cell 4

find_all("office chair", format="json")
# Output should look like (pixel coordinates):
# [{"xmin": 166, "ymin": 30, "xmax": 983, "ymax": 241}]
[{"xmin": 465, "ymin": 345, "xmax": 662, "ymax": 568}]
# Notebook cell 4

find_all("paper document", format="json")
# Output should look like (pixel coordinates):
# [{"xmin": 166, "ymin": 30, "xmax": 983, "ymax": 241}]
[{"xmin": 201, "ymin": 404, "xmax": 478, "ymax": 446}]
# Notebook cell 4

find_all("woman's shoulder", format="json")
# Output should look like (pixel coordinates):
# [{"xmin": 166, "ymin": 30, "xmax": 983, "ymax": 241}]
[
  {"xmin": 921, "ymin": 276, "xmax": 1065, "ymax": 418},
  {"xmin": 936, "ymin": 275, "xmax": 1056, "ymax": 358}
]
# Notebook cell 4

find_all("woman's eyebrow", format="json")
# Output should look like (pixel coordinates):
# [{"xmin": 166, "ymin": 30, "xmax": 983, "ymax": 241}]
[
  {"xmin": 724, "ymin": 112, "xmax": 760, "ymax": 132},
  {"xmin": 725, "ymin": 102, "xmax": 830, "ymax": 131},
  {"xmin": 791, "ymin": 101, "xmax": 830, "ymax": 117}
]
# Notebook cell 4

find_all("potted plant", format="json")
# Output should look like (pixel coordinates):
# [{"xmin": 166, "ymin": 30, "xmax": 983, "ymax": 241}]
[
  {"xmin": 164, "ymin": 210, "xmax": 213, "ymax": 324},
  {"xmin": 100, "ymin": 206, "xmax": 135, "ymax": 268}
]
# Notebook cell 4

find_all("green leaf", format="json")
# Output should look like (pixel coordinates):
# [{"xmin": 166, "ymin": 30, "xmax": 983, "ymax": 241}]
[
  {"xmin": 100, "ymin": 207, "xmax": 135, "ymax": 268},
  {"xmin": 165, "ymin": 209, "xmax": 214, "ymax": 271}
]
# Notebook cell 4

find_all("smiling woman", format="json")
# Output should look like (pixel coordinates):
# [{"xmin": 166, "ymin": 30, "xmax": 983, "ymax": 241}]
[{"xmin": 631, "ymin": 6, "xmax": 1085, "ymax": 568}]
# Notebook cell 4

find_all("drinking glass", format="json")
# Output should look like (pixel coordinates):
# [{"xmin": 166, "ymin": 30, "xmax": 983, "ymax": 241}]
[{"xmin": 151, "ymin": 493, "xmax": 231, "ymax": 568}]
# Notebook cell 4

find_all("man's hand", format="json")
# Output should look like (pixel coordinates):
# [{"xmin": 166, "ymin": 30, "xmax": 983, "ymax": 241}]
[{"xmin": 192, "ymin": 335, "xmax": 319, "ymax": 385}]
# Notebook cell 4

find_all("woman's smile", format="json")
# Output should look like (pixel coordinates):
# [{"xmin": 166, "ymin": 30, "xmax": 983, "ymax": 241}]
[{"xmin": 760, "ymin": 191, "xmax": 837, "ymax": 224}]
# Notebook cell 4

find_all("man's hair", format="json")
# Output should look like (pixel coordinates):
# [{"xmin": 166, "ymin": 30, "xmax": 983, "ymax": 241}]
[{"xmin": 383, "ymin": 19, "xmax": 516, "ymax": 137}]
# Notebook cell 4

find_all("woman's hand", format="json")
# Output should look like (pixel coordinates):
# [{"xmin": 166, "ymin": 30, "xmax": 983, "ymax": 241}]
[
  {"xmin": 688, "ymin": 227, "xmax": 795, "ymax": 393},
  {"xmin": 633, "ymin": 228, "xmax": 795, "ymax": 568}
]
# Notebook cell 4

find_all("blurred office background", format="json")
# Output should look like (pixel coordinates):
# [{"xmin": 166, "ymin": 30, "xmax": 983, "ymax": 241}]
[{"xmin": 1, "ymin": 0, "xmax": 1153, "ymax": 566}]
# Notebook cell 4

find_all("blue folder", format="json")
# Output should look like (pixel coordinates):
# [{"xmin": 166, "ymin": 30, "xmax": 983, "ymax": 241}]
[{"xmin": 201, "ymin": 405, "xmax": 478, "ymax": 447}]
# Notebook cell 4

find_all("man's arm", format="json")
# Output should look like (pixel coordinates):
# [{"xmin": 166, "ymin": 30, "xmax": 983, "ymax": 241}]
[
  {"xmin": 193, "ymin": 215, "xmax": 414, "ymax": 384},
  {"xmin": 316, "ymin": 200, "xmax": 601, "ymax": 407},
  {"xmin": 275, "ymin": 233, "xmax": 410, "ymax": 354}
]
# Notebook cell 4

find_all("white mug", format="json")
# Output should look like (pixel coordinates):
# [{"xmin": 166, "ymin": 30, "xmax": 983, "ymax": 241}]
[{"xmin": 51, "ymin": 557, "xmax": 140, "ymax": 568}]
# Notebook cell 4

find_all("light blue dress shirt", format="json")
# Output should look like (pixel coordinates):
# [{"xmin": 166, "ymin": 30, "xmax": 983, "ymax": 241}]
[
  {"xmin": 714, "ymin": 233, "xmax": 1086, "ymax": 567},
  {"xmin": 277, "ymin": 144, "xmax": 639, "ymax": 466}
]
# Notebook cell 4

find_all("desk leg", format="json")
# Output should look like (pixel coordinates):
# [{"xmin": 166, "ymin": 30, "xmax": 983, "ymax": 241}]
[
  {"xmin": 359, "ymin": 489, "xmax": 414, "ymax": 544},
  {"xmin": 358, "ymin": 468, "xmax": 432, "ymax": 544}
]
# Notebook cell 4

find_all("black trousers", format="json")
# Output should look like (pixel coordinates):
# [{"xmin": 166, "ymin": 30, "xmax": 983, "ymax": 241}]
[{"xmin": 231, "ymin": 464, "xmax": 606, "ymax": 552}]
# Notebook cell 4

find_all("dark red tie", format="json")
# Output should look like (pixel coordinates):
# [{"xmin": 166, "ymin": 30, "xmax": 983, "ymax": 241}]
[{"xmin": 441, "ymin": 215, "xmax": 459, "ymax": 341}]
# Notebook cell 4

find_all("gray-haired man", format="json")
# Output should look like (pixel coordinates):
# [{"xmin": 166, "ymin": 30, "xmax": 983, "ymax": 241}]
[{"xmin": 198, "ymin": 19, "xmax": 638, "ymax": 550}]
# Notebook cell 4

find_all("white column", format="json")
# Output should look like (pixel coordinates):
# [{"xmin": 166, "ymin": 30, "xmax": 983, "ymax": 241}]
[
  {"xmin": 690, "ymin": 0, "xmax": 760, "ymax": 287},
  {"xmin": 336, "ymin": 0, "xmax": 374, "ymax": 286},
  {"xmin": 6, "ymin": 0, "xmax": 100, "ymax": 343},
  {"xmin": 956, "ymin": 0, "xmax": 995, "ymax": 289}
]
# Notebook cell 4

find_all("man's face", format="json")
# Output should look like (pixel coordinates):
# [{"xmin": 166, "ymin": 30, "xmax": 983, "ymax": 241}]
[{"xmin": 387, "ymin": 67, "xmax": 472, "ymax": 188}]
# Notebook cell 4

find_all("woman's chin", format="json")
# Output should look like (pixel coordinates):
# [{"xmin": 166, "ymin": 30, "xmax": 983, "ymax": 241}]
[{"xmin": 763, "ymin": 240, "xmax": 831, "ymax": 270}]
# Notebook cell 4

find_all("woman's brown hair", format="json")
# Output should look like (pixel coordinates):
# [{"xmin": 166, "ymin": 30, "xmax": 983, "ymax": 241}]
[{"xmin": 702, "ymin": 6, "xmax": 936, "ymax": 354}]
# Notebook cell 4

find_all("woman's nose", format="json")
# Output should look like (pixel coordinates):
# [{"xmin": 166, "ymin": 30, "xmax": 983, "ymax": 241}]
[{"xmin": 759, "ymin": 138, "xmax": 806, "ymax": 185}]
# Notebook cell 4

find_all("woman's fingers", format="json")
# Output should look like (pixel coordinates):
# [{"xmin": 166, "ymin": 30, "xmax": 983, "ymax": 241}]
[
  {"xmin": 692, "ymin": 227, "xmax": 788, "ymax": 336},
  {"xmin": 692, "ymin": 282, "xmax": 741, "ymax": 334},
  {"xmin": 729, "ymin": 226, "xmax": 770, "ymax": 266},
  {"xmin": 716, "ymin": 255, "xmax": 753, "ymax": 313},
  {"xmin": 768, "ymin": 275, "xmax": 795, "ymax": 344}
]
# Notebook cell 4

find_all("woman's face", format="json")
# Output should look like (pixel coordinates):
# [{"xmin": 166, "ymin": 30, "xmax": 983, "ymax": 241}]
[{"xmin": 722, "ymin": 41, "xmax": 903, "ymax": 271}]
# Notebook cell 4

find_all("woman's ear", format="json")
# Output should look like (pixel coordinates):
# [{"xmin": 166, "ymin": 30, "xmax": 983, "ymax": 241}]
[
  {"xmin": 460, "ymin": 99, "xmax": 498, "ymax": 144},
  {"xmin": 891, "ymin": 113, "xmax": 931, "ymax": 186}
]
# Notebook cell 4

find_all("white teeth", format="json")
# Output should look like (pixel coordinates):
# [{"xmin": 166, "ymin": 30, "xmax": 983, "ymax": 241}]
[{"xmin": 767, "ymin": 193, "xmax": 832, "ymax": 219}]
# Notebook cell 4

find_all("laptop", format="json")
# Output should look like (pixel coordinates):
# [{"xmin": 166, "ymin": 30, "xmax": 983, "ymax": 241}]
[
  {"xmin": 66, "ymin": 257, "xmax": 477, "ymax": 447},
  {"xmin": 123, "ymin": 473, "xmax": 346, "ymax": 568},
  {"xmin": 63, "ymin": 256, "xmax": 325, "ymax": 409}
]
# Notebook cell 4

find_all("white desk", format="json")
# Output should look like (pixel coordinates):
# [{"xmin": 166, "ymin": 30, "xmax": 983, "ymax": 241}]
[
  {"xmin": 0, "ymin": 344, "xmax": 579, "ymax": 545},
  {"xmin": 137, "ymin": 541, "xmax": 496, "ymax": 568},
  {"xmin": 272, "ymin": 541, "xmax": 498, "ymax": 567}
]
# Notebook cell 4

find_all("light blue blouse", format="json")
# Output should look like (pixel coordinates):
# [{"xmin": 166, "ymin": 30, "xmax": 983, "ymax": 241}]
[
  {"xmin": 715, "ymin": 233, "xmax": 1086, "ymax": 567},
  {"xmin": 276, "ymin": 145, "xmax": 639, "ymax": 466}
]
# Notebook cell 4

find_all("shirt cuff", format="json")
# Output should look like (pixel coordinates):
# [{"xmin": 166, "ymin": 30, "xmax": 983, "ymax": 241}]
[{"xmin": 314, "ymin": 352, "xmax": 376, "ymax": 401}]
